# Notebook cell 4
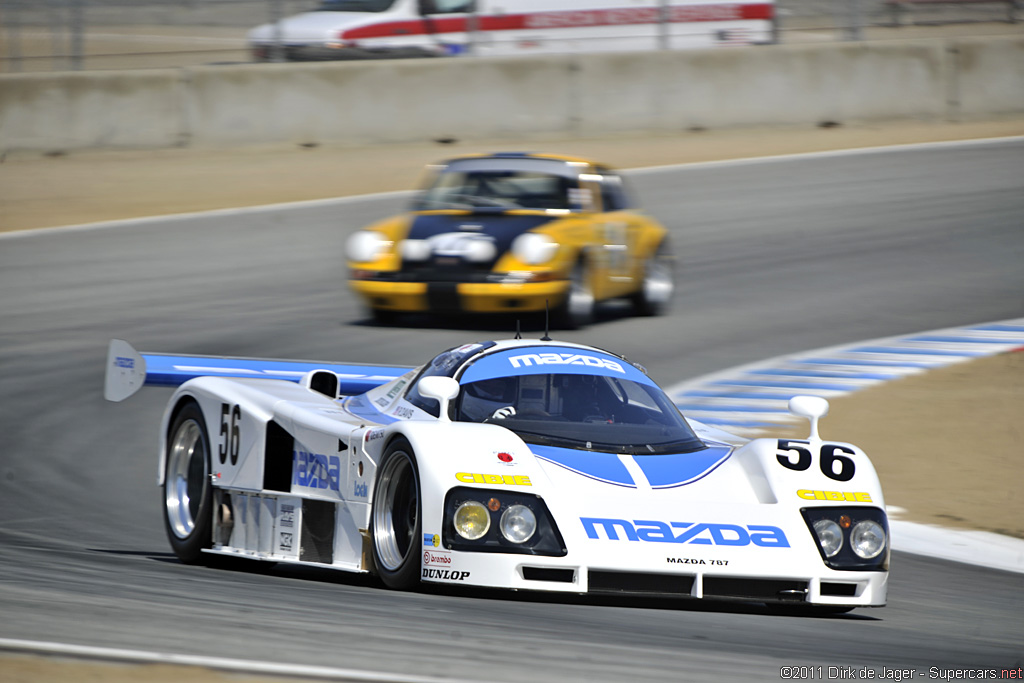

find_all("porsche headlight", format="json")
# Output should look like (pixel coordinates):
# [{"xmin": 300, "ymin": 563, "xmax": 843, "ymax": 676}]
[
  {"xmin": 511, "ymin": 233, "xmax": 558, "ymax": 265},
  {"xmin": 850, "ymin": 520, "xmax": 886, "ymax": 559},
  {"xmin": 813, "ymin": 519, "xmax": 843, "ymax": 558},
  {"xmin": 346, "ymin": 230, "xmax": 390, "ymax": 263},
  {"xmin": 400, "ymin": 238, "xmax": 431, "ymax": 262},
  {"xmin": 499, "ymin": 504, "xmax": 537, "ymax": 544},
  {"xmin": 453, "ymin": 501, "xmax": 490, "ymax": 540}
]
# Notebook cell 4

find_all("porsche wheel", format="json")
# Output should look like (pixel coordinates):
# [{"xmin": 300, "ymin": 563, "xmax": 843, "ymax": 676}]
[
  {"xmin": 371, "ymin": 438, "xmax": 422, "ymax": 590},
  {"xmin": 633, "ymin": 241, "xmax": 675, "ymax": 316},
  {"xmin": 164, "ymin": 402, "xmax": 213, "ymax": 563},
  {"xmin": 557, "ymin": 262, "xmax": 595, "ymax": 329}
]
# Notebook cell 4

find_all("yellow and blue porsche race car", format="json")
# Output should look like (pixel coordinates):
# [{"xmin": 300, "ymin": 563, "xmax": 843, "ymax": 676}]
[{"xmin": 345, "ymin": 153, "xmax": 674, "ymax": 327}]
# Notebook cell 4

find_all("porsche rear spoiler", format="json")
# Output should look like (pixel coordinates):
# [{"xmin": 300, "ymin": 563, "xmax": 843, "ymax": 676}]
[{"xmin": 104, "ymin": 339, "xmax": 410, "ymax": 402}]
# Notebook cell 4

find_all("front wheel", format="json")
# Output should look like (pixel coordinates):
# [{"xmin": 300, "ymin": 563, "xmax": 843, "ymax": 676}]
[
  {"xmin": 370, "ymin": 438, "xmax": 422, "ymax": 590},
  {"xmin": 556, "ymin": 262, "xmax": 595, "ymax": 329},
  {"xmin": 633, "ymin": 240, "xmax": 675, "ymax": 316},
  {"xmin": 164, "ymin": 402, "xmax": 214, "ymax": 563}
]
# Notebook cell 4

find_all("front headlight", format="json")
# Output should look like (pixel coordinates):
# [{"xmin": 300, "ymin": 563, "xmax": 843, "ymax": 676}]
[
  {"xmin": 850, "ymin": 520, "xmax": 886, "ymax": 559},
  {"xmin": 511, "ymin": 233, "xmax": 558, "ymax": 266},
  {"xmin": 500, "ymin": 504, "xmax": 537, "ymax": 544},
  {"xmin": 813, "ymin": 519, "xmax": 843, "ymax": 558},
  {"xmin": 346, "ymin": 230, "xmax": 390, "ymax": 263},
  {"xmin": 453, "ymin": 501, "xmax": 490, "ymax": 540}
]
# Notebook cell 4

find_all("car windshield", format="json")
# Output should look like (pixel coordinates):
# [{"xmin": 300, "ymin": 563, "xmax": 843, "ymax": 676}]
[
  {"xmin": 456, "ymin": 372, "xmax": 705, "ymax": 455},
  {"xmin": 412, "ymin": 157, "xmax": 587, "ymax": 212},
  {"xmin": 316, "ymin": 0, "xmax": 398, "ymax": 11}
]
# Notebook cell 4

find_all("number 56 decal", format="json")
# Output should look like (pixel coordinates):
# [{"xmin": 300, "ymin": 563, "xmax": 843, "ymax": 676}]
[{"xmin": 776, "ymin": 440, "xmax": 856, "ymax": 482}]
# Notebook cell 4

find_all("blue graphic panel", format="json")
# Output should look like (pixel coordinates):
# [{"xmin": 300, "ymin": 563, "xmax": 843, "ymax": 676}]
[
  {"xmin": 461, "ymin": 346, "xmax": 655, "ymax": 387},
  {"xmin": 530, "ymin": 445, "xmax": 635, "ymax": 488},
  {"xmin": 634, "ymin": 445, "xmax": 733, "ymax": 489}
]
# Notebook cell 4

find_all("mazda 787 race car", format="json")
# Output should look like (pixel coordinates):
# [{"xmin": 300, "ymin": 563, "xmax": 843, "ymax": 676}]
[
  {"xmin": 105, "ymin": 337, "xmax": 888, "ymax": 612},
  {"xmin": 345, "ymin": 152, "xmax": 674, "ymax": 327}
]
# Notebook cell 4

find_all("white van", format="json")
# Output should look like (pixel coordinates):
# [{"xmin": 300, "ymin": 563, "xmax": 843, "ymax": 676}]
[{"xmin": 249, "ymin": 0, "xmax": 775, "ymax": 61}]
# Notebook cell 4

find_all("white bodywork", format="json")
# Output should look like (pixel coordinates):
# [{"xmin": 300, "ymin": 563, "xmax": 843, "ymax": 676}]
[
  {"xmin": 111, "ymin": 337, "xmax": 887, "ymax": 609},
  {"xmin": 248, "ymin": 0, "xmax": 776, "ymax": 60}
]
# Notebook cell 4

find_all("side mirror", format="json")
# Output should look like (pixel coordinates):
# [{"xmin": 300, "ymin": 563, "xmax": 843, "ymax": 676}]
[
  {"xmin": 788, "ymin": 395, "xmax": 829, "ymax": 440},
  {"xmin": 417, "ymin": 376, "xmax": 460, "ymax": 422}
]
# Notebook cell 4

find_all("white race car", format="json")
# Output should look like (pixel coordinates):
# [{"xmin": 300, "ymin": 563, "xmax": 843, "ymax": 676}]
[{"xmin": 105, "ymin": 337, "xmax": 888, "ymax": 612}]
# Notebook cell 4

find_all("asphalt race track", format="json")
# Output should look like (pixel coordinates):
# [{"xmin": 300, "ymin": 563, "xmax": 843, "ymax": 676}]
[{"xmin": 1, "ymin": 139, "xmax": 1023, "ymax": 681}]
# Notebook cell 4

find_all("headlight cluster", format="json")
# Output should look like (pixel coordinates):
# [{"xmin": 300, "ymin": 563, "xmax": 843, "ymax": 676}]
[
  {"xmin": 802, "ymin": 507, "xmax": 888, "ymax": 571},
  {"xmin": 444, "ymin": 487, "xmax": 566, "ymax": 556},
  {"xmin": 346, "ymin": 230, "xmax": 391, "ymax": 263}
]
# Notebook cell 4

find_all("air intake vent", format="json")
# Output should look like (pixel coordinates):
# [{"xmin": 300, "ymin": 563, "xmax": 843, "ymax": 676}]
[
  {"xmin": 300, "ymin": 499, "xmax": 336, "ymax": 564},
  {"xmin": 703, "ymin": 577, "xmax": 808, "ymax": 601},
  {"xmin": 522, "ymin": 567, "xmax": 575, "ymax": 583},
  {"xmin": 820, "ymin": 582, "xmax": 858, "ymax": 597},
  {"xmin": 589, "ymin": 571, "xmax": 694, "ymax": 596}
]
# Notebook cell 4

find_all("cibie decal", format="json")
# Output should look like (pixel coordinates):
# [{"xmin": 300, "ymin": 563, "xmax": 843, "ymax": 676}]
[
  {"xmin": 798, "ymin": 489, "xmax": 872, "ymax": 503},
  {"xmin": 456, "ymin": 472, "xmax": 532, "ymax": 486},
  {"xmin": 508, "ymin": 353, "xmax": 625, "ymax": 374},
  {"xmin": 581, "ymin": 518, "xmax": 790, "ymax": 547},
  {"xmin": 423, "ymin": 533, "xmax": 441, "ymax": 548}
]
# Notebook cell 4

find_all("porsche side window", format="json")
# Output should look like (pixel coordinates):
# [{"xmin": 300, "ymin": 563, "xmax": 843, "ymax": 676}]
[
  {"xmin": 422, "ymin": 0, "xmax": 474, "ymax": 13},
  {"xmin": 595, "ymin": 169, "xmax": 633, "ymax": 211},
  {"xmin": 318, "ymin": 0, "xmax": 398, "ymax": 12}
]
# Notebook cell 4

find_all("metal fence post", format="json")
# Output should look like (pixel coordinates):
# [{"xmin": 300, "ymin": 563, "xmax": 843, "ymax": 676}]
[
  {"xmin": 658, "ymin": 0, "xmax": 670, "ymax": 49},
  {"xmin": 70, "ymin": 0, "xmax": 84, "ymax": 70}
]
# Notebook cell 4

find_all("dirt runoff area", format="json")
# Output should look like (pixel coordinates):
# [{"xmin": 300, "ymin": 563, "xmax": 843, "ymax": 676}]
[{"xmin": 0, "ymin": 117, "xmax": 1023, "ymax": 681}]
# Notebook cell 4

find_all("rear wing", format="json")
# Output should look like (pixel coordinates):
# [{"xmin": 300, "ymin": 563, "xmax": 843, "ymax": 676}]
[{"xmin": 104, "ymin": 339, "xmax": 410, "ymax": 402}]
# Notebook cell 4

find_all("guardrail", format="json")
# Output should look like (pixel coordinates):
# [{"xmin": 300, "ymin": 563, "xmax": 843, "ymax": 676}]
[{"xmin": 0, "ymin": 36, "xmax": 1021, "ymax": 152}]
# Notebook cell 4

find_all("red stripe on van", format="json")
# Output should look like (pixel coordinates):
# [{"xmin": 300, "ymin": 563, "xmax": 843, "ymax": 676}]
[{"xmin": 342, "ymin": 4, "xmax": 773, "ymax": 40}]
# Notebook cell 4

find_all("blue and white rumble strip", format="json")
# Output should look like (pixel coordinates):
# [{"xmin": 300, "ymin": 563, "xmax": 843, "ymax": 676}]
[{"xmin": 666, "ymin": 318, "xmax": 1024, "ymax": 436}]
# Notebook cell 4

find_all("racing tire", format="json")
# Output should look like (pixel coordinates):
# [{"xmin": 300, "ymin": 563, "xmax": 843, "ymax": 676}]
[
  {"xmin": 556, "ymin": 262, "xmax": 595, "ymax": 329},
  {"xmin": 163, "ymin": 402, "xmax": 214, "ymax": 564},
  {"xmin": 370, "ymin": 438, "xmax": 422, "ymax": 590},
  {"xmin": 632, "ymin": 240, "xmax": 675, "ymax": 317}
]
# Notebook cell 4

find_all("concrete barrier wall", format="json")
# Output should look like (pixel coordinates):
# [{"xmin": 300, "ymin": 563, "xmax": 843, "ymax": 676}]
[{"xmin": 0, "ymin": 37, "xmax": 1020, "ymax": 152}]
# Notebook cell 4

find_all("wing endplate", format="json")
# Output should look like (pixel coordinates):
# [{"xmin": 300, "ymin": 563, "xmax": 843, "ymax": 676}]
[{"xmin": 103, "ymin": 339, "xmax": 408, "ymax": 402}]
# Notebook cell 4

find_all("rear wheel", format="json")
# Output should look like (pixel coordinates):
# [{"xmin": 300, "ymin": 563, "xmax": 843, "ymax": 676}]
[
  {"xmin": 371, "ymin": 438, "xmax": 422, "ymax": 590},
  {"xmin": 164, "ymin": 402, "xmax": 213, "ymax": 563}
]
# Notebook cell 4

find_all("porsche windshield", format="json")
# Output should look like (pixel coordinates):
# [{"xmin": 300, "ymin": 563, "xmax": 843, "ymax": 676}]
[
  {"xmin": 456, "ymin": 372, "xmax": 705, "ymax": 455},
  {"xmin": 413, "ymin": 157, "xmax": 582, "ymax": 212},
  {"xmin": 316, "ymin": 0, "xmax": 398, "ymax": 11}
]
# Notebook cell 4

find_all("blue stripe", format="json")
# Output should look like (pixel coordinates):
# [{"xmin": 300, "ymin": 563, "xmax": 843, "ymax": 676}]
[
  {"xmin": 747, "ymin": 369, "xmax": 900, "ymax": 380},
  {"xmin": 676, "ymin": 404, "xmax": 781, "ymax": 413},
  {"xmin": 680, "ymin": 390, "xmax": 799, "ymax": 400},
  {"xmin": 907, "ymin": 336, "xmax": 1024, "ymax": 344},
  {"xmin": 711, "ymin": 379, "xmax": 860, "ymax": 391},
  {"xmin": 695, "ymin": 419, "xmax": 782, "ymax": 428},
  {"xmin": 142, "ymin": 353, "xmax": 407, "ymax": 394},
  {"xmin": 848, "ymin": 346, "xmax": 986, "ymax": 357},
  {"xmin": 634, "ymin": 445, "xmax": 733, "ymax": 489},
  {"xmin": 531, "ymin": 445, "xmax": 635, "ymax": 487},
  {"xmin": 795, "ymin": 358, "xmax": 940, "ymax": 368}
]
